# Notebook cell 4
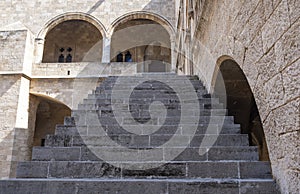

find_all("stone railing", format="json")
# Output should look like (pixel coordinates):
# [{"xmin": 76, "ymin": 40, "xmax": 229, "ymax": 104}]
[{"xmin": 31, "ymin": 62, "xmax": 138, "ymax": 77}]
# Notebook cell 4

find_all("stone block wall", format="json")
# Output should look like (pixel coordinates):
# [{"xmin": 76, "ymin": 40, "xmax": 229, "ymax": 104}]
[
  {"xmin": 0, "ymin": 0, "xmax": 175, "ymax": 37},
  {"xmin": 0, "ymin": 30, "xmax": 27, "ymax": 72},
  {"xmin": 0, "ymin": 25, "xmax": 35, "ymax": 178},
  {"xmin": 0, "ymin": 75, "xmax": 36, "ymax": 178},
  {"xmin": 0, "ymin": 75, "xmax": 21, "ymax": 178},
  {"xmin": 31, "ymin": 62, "xmax": 138, "ymax": 78},
  {"xmin": 187, "ymin": 0, "xmax": 299, "ymax": 193}
]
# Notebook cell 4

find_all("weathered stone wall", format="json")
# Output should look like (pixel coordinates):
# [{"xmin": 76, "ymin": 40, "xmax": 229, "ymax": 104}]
[
  {"xmin": 0, "ymin": 30, "xmax": 27, "ymax": 72},
  {"xmin": 0, "ymin": 25, "xmax": 35, "ymax": 178},
  {"xmin": 31, "ymin": 62, "xmax": 139, "ymax": 77},
  {"xmin": 186, "ymin": 0, "xmax": 299, "ymax": 193},
  {"xmin": 0, "ymin": 25, "xmax": 34, "ymax": 74},
  {"xmin": 30, "ymin": 77, "xmax": 105, "ymax": 109},
  {"xmin": 10, "ymin": 94, "xmax": 39, "ymax": 177},
  {"xmin": 0, "ymin": 75, "xmax": 21, "ymax": 178},
  {"xmin": 0, "ymin": 75, "xmax": 35, "ymax": 178},
  {"xmin": 0, "ymin": 0, "xmax": 175, "ymax": 37}
]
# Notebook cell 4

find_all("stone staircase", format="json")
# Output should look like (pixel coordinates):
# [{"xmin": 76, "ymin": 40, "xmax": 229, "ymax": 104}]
[{"xmin": 0, "ymin": 74, "xmax": 280, "ymax": 194}]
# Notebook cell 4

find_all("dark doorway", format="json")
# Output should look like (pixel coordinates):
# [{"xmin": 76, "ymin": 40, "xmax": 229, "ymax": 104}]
[
  {"xmin": 214, "ymin": 59, "xmax": 269, "ymax": 161},
  {"xmin": 33, "ymin": 98, "xmax": 71, "ymax": 147}
]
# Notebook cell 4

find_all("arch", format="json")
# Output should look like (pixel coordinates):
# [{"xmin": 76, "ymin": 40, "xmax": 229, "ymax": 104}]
[
  {"xmin": 35, "ymin": 12, "xmax": 107, "ymax": 64},
  {"xmin": 212, "ymin": 56, "xmax": 270, "ymax": 161},
  {"xmin": 109, "ymin": 11, "xmax": 175, "ymax": 39},
  {"xmin": 37, "ymin": 12, "xmax": 107, "ymax": 39},
  {"xmin": 109, "ymin": 11, "xmax": 174, "ymax": 72},
  {"xmin": 30, "ymin": 93, "xmax": 71, "ymax": 109},
  {"xmin": 31, "ymin": 94, "xmax": 71, "ymax": 147},
  {"xmin": 211, "ymin": 55, "xmax": 234, "ymax": 92}
]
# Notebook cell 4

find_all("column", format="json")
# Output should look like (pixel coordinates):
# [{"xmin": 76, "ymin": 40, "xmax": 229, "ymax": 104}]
[
  {"xmin": 34, "ymin": 38, "xmax": 45, "ymax": 64},
  {"xmin": 102, "ymin": 36, "xmax": 111, "ymax": 63},
  {"xmin": 171, "ymin": 39, "xmax": 177, "ymax": 73}
]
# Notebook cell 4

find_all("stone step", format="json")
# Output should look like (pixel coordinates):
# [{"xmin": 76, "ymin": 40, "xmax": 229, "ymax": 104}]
[
  {"xmin": 101, "ymin": 76, "xmax": 201, "ymax": 81},
  {"xmin": 91, "ymin": 108, "xmax": 228, "ymax": 117},
  {"xmin": 96, "ymin": 80, "xmax": 204, "ymax": 86},
  {"xmin": 70, "ymin": 110, "xmax": 233, "ymax": 123},
  {"xmin": 88, "ymin": 92, "xmax": 212, "ymax": 99},
  {"xmin": 44, "ymin": 134, "xmax": 249, "ymax": 148},
  {"xmin": 86, "ymin": 94, "xmax": 218, "ymax": 104},
  {"xmin": 79, "ymin": 146, "xmax": 259, "ymax": 162},
  {"xmin": 95, "ymin": 87, "xmax": 205, "ymax": 93},
  {"xmin": 96, "ymin": 85, "xmax": 205, "ymax": 92},
  {"xmin": 101, "ymin": 78, "xmax": 202, "ymax": 83},
  {"xmin": 70, "ymin": 115, "xmax": 234, "ymax": 126},
  {"xmin": 122, "ymin": 116, "xmax": 233, "ymax": 125},
  {"xmin": 16, "ymin": 161, "xmax": 271, "ymax": 179},
  {"xmin": 95, "ymin": 83, "xmax": 205, "ymax": 90},
  {"xmin": 76, "ymin": 102, "xmax": 225, "ymax": 110},
  {"xmin": 0, "ymin": 178, "xmax": 280, "ymax": 194},
  {"xmin": 91, "ymin": 89, "xmax": 208, "ymax": 96},
  {"xmin": 78, "ymin": 101, "xmax": 207, "ymax": 108},
  {"xmin": 100, "ymin": 77, "xmax": 202, "ymax": 83},
  {"xmin": 82, "ymin": 97, "xmax": 220, "ymax": 104},
  {"xmin": 32, "ymin": 146, "xmax": 257, "ymax": 162},
  {"xmin": 56, "ymin": 124, "xmax": 241, "ymax": 136},
  {"xmin": 102, "ymin": 75, "xmax": 200, "ymax": 80}
]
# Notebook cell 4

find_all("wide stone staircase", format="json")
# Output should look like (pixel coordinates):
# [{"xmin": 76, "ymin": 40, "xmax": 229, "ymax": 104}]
[{"xmin": 0, "ymin": 74, "xmax": 280, "ymax": 193}]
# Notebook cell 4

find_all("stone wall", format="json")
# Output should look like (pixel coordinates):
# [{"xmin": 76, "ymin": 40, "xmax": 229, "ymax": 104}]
[
  {"xmin": 0, "ymin": 75, "xmax": 36, "ymax": 178},
  {"xmin": 31, "ymin": 62, "xmax": 138, "ymax": 77},
  {"xmin": 0, "ymin": 23, "xmax": 35, "ymax": 178},
  {"xmin": 185, "ymin": 0, "xmax": 299, "ymax": 193},
  {"xmin": 0, "ymin": 30, "xmax": 27, "ymax": 72},
  {"xmin": 0, "ymin": 75, "xmax": 21, "ymax": 178},
  {"xmin": 10, "ymin": 94, "xmax": 39, "ymax": 177},
  {"xmin": 0, "ymin": 0, "xmax": 175, "ymax": 37},
  {"xmin": 30, "ymin": 77, "xmax": 105, "ymax": 110}
]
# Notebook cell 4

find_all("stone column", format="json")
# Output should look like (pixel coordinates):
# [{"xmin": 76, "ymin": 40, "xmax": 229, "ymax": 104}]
[
  {"xmin": 171, "ymin": 39, "xmax": 176, "ymax": 73},
  {"xmin": 102, "ymin": 36, "xmax": 111, "ymax": 63},
  {"xmin": 34, "ymin": 38, "xmax": 45, "ymax": 64}
]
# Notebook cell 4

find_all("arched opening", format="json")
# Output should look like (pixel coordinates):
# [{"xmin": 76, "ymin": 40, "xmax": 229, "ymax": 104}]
[
  {"xmin": 33, "ymin": 97, "xmax": 71, "ymax": 146},
  {"xmin": 110, "ymin": 18, "xmax": 171, "ymax": 72},
  {"xmin": 42, "ymin": 20, "xmax": 103, "ymax": 63},
  {"xmin": 214, "ymin": 59, "xmax": 269, "ymax": 161}
]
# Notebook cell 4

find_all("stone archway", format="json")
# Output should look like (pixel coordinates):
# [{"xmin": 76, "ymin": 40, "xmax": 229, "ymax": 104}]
[
  {"xmin": 35, "ymin": 13, "xmax": 107, "ymax": 63},
  {"xmin": 33, "ymin": 96, "xmax": 71, "ymax": 147},
  {"xmin": 42, "ymin": 20, "xmax": 103, "ymax": 63},
  {"xmin": 213, "ymin": 58, "xmax": 270, "ymax": 161},
  {"xmin": 110, "ymin": 12, "xmax": 174, "ymax": 72}
]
